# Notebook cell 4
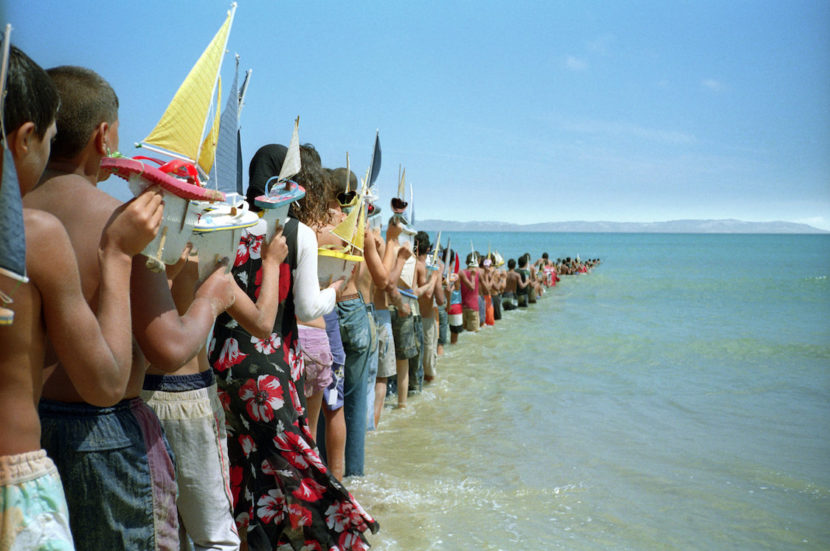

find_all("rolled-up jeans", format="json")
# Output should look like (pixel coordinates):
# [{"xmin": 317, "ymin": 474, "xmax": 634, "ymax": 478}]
[
  {"xmin": 337, "ymin": 296, "xmax": 371, "ymax": 477},
  {"xmin": 366, "ymin": 304, "xmax": 379, "ymax": 431}
]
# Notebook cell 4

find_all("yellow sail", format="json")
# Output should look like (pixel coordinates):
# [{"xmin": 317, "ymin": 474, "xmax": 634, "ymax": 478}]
[
  {"xmin": 198, "ymin": 78, "xmax": 221, "ymax": 175},
  {"xmin": 141, "ymin": 4, "xmax": 235, "ymax": 164},
  {"xmin": 352, "ymin": 200, "xmax": 365, "ymax": 252},
  {"xmin": 397, "ymin": 167, "xmax": 406, "ymax": 198},
  {"xmin": 331, "ymin": 200, "xmax": 361, "ymax": 250}
]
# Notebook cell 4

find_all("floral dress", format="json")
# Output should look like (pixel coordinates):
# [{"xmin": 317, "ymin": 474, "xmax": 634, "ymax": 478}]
[{"xmin": 209, "ymin": 218, "xmax": 379, "ymax": 550}]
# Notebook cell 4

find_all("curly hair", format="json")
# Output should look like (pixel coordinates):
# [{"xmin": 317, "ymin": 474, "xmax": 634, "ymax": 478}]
[{"xmin": 289, "ymin": 145, "xmax": 331, "ymax": 228}]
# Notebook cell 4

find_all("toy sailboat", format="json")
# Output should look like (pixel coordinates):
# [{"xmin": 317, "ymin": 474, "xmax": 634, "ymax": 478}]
[
  {"xmin": 392, "ymin": 166, "xmax": 416, "ymax": 245},
  {"xmin": 426, "ymin": 231, "xmax": 441, "ymax": 272},
  {"xmin": 317, "ymin": 156, "xmax": 365, "ymax": 286},
  {"xmin": 253, "ymin": 116, "xmax": 306, "ymax": 242},
  {"xmin": 101, "ymin": 3, "xmax": 237, "ymax": 272},
  {"xmin": 0, "ymin": 25, "xmax": 26, "ymax": 325},
  {"xmin": 441, "ymin": 237, "xmax": 455, "ymax": 282}
]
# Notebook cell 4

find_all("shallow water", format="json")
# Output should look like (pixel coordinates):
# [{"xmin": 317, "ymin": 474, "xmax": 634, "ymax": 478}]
[{"xmin": 349, "ymin": 233, "xmax": 830, "ymax": 550}]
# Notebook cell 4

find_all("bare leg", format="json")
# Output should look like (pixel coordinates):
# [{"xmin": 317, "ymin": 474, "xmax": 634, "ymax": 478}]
[
  {"xmin": 306, "ymin": 391, "xmax": 323, "ymax": 443},
  {"xmin": 322, "ymin": 406, "xmax": 346, "ymax": 481},
  {"xmin": 451, "ymin": 331, "xmax": 458, "ymax": 345},
  {"xmin": 396, "ymin": 358, "xmax": 409, "ymax": 408},
  {"xmin": 373, "ymin": 377, "xmax": 387, "ymax": 428}
]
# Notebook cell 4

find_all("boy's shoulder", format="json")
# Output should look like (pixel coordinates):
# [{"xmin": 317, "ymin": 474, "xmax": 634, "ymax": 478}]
[{"xmin": 26, "ymin": 173, "xmax": 122, "ymax": 220}]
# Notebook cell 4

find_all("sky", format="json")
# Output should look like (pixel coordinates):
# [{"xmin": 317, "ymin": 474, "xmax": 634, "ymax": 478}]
[{"xmin": 6, "ymin": 0, "xmax": 830, "ymax": 229}]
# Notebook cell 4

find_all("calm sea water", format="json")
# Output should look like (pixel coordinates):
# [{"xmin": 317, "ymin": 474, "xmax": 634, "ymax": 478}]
[{"xmin": 349, "ymin": 232, "xmax": 830, "ymax": 550}]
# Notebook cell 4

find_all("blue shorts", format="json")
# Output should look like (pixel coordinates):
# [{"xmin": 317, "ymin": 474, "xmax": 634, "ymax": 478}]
[{"xmin": 39, "ymin": 398, "xmax": 179, "ymax": 550}]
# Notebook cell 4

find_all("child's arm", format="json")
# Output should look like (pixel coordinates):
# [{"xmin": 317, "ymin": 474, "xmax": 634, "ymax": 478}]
[{"xmin": 226, "ymin": 230, "xmax": 288, "ymax": 338}]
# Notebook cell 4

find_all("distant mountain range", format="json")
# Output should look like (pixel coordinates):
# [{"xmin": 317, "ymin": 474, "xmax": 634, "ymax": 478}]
[{"xmin": 413, "ymin": 219, "xmax": 828, "ymax": 234}]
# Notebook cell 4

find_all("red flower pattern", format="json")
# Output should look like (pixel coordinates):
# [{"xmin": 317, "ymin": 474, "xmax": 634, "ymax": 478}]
[
  {"xmin": 292, "ymin": 478, "xmax": 328, "ymax": 503},
  {"xmin": 252, "ymin": 332, "xmax": 280, "ymax": 355},
  {"xmin": 235, "ymin": 231, "xmax": 262, "ymax": 267},
  {"xmin": 239, "ymin": 434, "xmax": 257, "ymax": 458},
  {"xmin": 239, "ymin": 375, "xmax": 284, "ymax": 422},
  {"xmin": 214, "ymin": 337, "xmax": 248, "ymax": 372},
  {"xmin": 256, "ymin": 489, "xmax": 285, "ymax": 525},
  {"xmin": 288, "ymin": 503, "xmax": 313, "ymax": 530}
]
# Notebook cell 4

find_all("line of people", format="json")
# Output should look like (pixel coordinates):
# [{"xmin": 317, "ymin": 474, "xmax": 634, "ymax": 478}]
[{"xmin": 0, "ymin": 44, "xmax": 599, "ymax": 551}]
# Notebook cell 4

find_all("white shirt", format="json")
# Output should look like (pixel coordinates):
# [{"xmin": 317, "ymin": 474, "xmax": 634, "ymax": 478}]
[{"xmin": 293, "ymin": 221, "xmax": 336, "ymax": 321}]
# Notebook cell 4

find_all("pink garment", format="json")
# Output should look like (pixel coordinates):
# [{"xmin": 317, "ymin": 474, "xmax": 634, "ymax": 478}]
[
  {"xmin": 297, "ymin": 325, "xmax": 333, "ymax": 397},
  {"xmin": 460, "ymin": 269, "xmax": 480, "ymax": 310}
]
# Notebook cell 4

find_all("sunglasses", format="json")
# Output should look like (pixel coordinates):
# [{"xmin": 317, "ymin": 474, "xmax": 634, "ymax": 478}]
[
  {"xmin": 337, "ymin": 190, "xmax": 358, "ymax": 207},
  {"xmin": 391, "ymin": 197, "xmax": 408, "ymax": 212}
]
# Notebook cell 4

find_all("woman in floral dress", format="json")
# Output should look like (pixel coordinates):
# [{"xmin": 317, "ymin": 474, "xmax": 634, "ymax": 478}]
[{"xmin": 209, "ymin": 144, "xmax": 378, "ymax": 550}]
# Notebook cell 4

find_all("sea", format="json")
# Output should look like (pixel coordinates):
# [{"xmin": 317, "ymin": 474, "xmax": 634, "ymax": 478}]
[{"xmin": 347, "ymin": 232, "xmax": 830, "ymax": 551}]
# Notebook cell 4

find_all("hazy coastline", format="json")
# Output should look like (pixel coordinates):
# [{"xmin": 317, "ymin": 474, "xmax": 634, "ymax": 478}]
[{"xmin": 416, "ymin": 219, "xmax": 828, "ymax": 234}]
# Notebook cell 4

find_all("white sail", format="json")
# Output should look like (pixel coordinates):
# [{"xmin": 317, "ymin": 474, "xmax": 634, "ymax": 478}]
[{"xmin": 277, "ymin": 116, "xmax": 301, "ymax": 183}]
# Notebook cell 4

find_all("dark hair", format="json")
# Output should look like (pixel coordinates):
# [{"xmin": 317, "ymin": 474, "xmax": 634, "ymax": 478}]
[
  {"xmin": 3, "ymin": 45, "xmax": 59, "ymax": 138},
  {"xmin": 330, "ymin": 167, "xmax": 357, "ymax": 194},
  {"xmin": 508, "ymin": 258, "xmax": 516, "ymax": 269},
  {"xmin": 414, "ymin": 231, "xmax": 430, "ymax": 255},
  {"xmin": 301, "ymin": 142, "xmax": 321, "ymax": 166},
  {"xmin": 46, "ymin": 66, "xmax": 118, "ymax": 159},
  {"xmin": 518, "ymin": 255, "xmax": 528, "ymax": 268},
  {"xmin": 542, "ymin": 252, "xmax": 549, "ymax": 259}
]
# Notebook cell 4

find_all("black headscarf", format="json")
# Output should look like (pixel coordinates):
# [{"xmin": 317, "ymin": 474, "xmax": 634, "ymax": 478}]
[{"xmin": 247, "ymin": 144, "xmax": 287, "ymax": 208}]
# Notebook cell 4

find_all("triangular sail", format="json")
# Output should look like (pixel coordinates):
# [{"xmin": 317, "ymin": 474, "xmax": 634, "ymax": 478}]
[
  {"xmin": 213, "ymin": 58, "xmax": 240, "ymax": 194},
  {"xmin": 330, "ymin": 177, "xmax": 367, "ymax": 253},
  {"xmin": 331, "ymin": 200, "xmax": 362, "ymax": 250},
  {"xmin": 277, "ymin": 116, "xmax": 300, "ymax": 185},
  {"xmin": 432, "ymin": 231, "xmax": 442, "ymax": 265},
  {"xmin": 0, "ymin": 24, "xmax": 27, "ymax": 284},
  {"xmin": 198, "ymin": 77, "xmax": 221, "ymax": 176},
  {"xmin": 367, "ymin": 130, "xmax": 381, "ymax": 186},
  {"xmin": 140, "ymin": 4, "xmax": 236, "ymax": 165},
  {"xmin": 352, "ymin": 199, "xmax": 366, "ymax": 252},
  {"xmin": 397, "ymin": 166, "xmax": 405, "ymax": 198}
]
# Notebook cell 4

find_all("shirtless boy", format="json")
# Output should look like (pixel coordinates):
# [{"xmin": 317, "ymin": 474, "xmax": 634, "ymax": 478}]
[
  {"xmin": 24, "ymin": 65, "xmax": 235, "ymax": 550},
  {"xmin": 413, "ymin": 232, "xmax": 442, "ymax": 385},
  {"xmin": 0, "ymin": 47, "xmax": 162, "ymax": 549}
]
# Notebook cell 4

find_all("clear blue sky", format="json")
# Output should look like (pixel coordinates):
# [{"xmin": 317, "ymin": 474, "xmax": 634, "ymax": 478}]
[{"xmin": 7, "ymin": 0, "xmax": 830, "ymax": 229}]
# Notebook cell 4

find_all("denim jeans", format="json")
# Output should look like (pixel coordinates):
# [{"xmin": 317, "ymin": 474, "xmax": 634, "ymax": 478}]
[
  {"xmin": 366, "ymin": 304, "xmax": 379, "ymax": 431},
  {"xmin": 437, "ymin": 304, "xmax": 449, "ymax": 345},
  {"xmin": 39, "ymin": 398, "xmax": 178, "ymax": 551},
  {"xmin": 336, "ymin": 297, "xmax": 371, "ymax": 477},
  {"xmin": 408, "ymin": 315, "xmax": 424, "ymax": 392}
]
